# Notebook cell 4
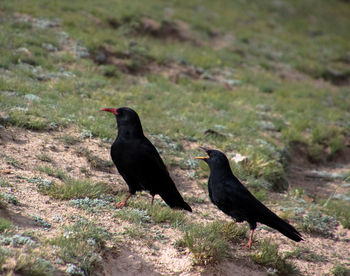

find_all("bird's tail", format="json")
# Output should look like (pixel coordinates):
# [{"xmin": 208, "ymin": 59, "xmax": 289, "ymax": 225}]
[
  {"xmin": 157, "ymin": 185, "xmax": 192, "ymax": 212},
  {"xmin": 261, "ymin": 212, "xmax": 303, "ymax": 242}
]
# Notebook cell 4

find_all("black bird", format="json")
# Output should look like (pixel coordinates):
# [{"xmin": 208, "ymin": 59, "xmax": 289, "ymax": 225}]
[
  {"xmin": 196, "ymin": 147, "xmax": 302, "ymax": 248},
  {"xmin": 101, "ymin": 107, "xmax": 192, "ymax": 212}
]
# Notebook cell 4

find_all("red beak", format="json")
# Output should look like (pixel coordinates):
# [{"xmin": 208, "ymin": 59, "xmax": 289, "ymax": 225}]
[{"xmin": 100, "ymin": 108, "xmax": 118, "ymax": 115}]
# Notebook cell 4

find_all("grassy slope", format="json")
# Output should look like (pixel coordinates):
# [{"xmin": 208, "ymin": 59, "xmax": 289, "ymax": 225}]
[{"xmin": 1, "ymin": 0, "xmax": 350, "ymax": 275}]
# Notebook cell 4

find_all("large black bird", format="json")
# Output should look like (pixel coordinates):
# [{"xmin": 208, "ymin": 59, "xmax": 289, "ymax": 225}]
[
  {"xmin": 101, "ymin": 107, "xmax": 192, "ymax": 212},
  {"xmin": 196, "ymin": 147, "xmax": 302, "ymax": 248}
]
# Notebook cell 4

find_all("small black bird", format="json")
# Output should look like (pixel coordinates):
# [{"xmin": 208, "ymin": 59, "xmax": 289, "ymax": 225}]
[
  {"xmin": 101, "ymin": 107, "xmax": 192, "ymax": 212},
  {"xmin": 196, "ymin": 147, "xmax": 302, "ymax": 248}
]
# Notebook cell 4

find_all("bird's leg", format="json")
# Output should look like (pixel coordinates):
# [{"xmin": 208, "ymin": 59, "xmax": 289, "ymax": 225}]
[
  {"xmin": 151, "ymin": 195, "xmax": 155, "ymax": 206},
  {"xmin": 243, "ymin": 229, "xmax": 255, "ymax": 249},
  {"xmin": 116, "ymin": 193, "xmax": 132, "ymax": 208}
]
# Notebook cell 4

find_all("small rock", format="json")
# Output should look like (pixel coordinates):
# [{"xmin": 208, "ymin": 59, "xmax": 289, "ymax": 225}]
[
  {"xmin": 53, "ymin": 215, "xmax": 63, "ymax": 222},
  {"xmin": 231, "ymin": 153, "xmax": 248, "ymax": 163},
  {"xmin": 66, "ymin": 264, "xmax": 84, "ymax": 276},
  {"xmin": 334, "ymin": 194, "xmax": 350, "ymax": 202},
  {"xmin": 24, "ymin": 94, "xmax": 41, "ymax": 102},
  {"xmin": 31, "ymin": 214, "xmax": 51, "ymax": 228},
  {"xmin": 15, "ymin": 47, "xmax": 32, "ymax": 56},
  {"xmin": 11, "ymin": 234, "xmax": 36, "ymax": 246},
  {"xmin": 2, "ymin": 193, "xmax": 19, "ymax": 205},
  {"xmin": 80, "ymin": 129, "xmax": 93, "ymax": 139},
  {"xmin": 42, "ymin": 43, "xmax": 58, "ymax": 52}
]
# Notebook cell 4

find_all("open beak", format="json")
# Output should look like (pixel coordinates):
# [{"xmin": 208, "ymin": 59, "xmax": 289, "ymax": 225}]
[
  {"xmin": 195, "ymin": 146, "xmax": 210, "ymax": 160},
  {"xmin": 100, "ymin": 108, "xmax": 118, "ymax": 115}
]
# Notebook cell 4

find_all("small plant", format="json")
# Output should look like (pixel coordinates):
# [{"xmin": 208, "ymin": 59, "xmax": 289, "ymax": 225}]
[
  {"xmin": 114, "ymin": 208, "xmax": 153, "ymax": 224},
  {"xmin": 31, "ymin": 215, "xmax": 51, "ymax": 228},
  {"xmin": 297, "ymin": 211, "xmax": 338, "ymax": 237},
  {"xmin": 250, "ymin": 239, "xmax": 295, "ymax": 275},
  {"xmin": 70, "ymin": 197, "xmax": 113, "ymax": 211},
  {"xmin": 60, "ymin": 134, "xmax": 81, "ymax": 146},
  {"xmin": 176, "ymin": 221, "xmax": 246, "ymax": 265},
  {"xmin": 324, "ymin": 199, "xmax": 350, "ymax": 229},
  {"xmin": 35, "ymin": 174, "xmax": 111, "ymax": 200},
  {"xmin": 284, "ymin": 247, "xmax": 328, "ymax": 263},
  {"xmin": 183, "ymin": 196, "xmax": 206, "ymax": 204},
  {"xmin": 0, "ymin": 217, "xmax": 12, "ymax": 232},
  {"xmin": 37, "ymin": 165, "xmax": 67, "ymax": 180},
  {"xmin": 332, "ymin": 264, "xmax": 350, "ymax": 276},
  {"xmin": 0, "ymin": 247, "xmax": 11, "ymax": 269},
  {"xmin": 14, "ymin": 255, "xmax": 56, "ymax": 276},
  {"xmin": 1, "ymin": 193, "xmax": 19, "ymax": 205},
  {"xmin": 127, "ymin": 198, "xmax": 187, "ymax": 227},
  {"xmin": 176, "ymin": 222, "xmax": 229, "ymax": 264},
  {"xmin": 50, "ymin": 220, "xmax": 110, "ymax": 275},
  {"xmin": 0, "ymin": 193, "xmax": 7, "ymax": 209},
  {"xmin": 4, "ymin": 154, "xmax": 23, "ymax": 169},
  {"xmin": 36, "ymin": 153, "xmax": 53, "ymax": 163},
  {"xmin": 123, "ymin": 225, "xmax": 147, "ymax": 240},
  {"xmin": 76, "ymin": 147, "xmax": 114, "ymax": 172},
  {"xmin": 0, "ymin": 178, "xmax": 12, "ymax": 187}
]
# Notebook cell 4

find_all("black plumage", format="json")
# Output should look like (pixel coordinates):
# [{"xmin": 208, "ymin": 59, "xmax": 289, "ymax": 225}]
[
  {"xmin": 101, "ymin": 107, "xmax": 192, "ymax": 212},
  {"xmin": 196, "ymin": 147, "xmax": 302, "ymax": 248}
]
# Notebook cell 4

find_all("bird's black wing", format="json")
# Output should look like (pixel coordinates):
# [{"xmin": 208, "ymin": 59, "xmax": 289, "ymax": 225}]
[
  {"xmin": 111, "ymin": 141, "xmax": 144, "ymax": 194},
  {"xmin": 116, "ymin": 137, "xmax": 191, "ymax": 211},
  {"xmin": 212, "ymin": 177, "xmax": 302, "ymax": 241}
]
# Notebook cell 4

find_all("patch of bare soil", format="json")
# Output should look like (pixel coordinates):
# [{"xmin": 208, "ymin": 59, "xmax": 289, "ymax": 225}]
[
  {"xmin": 287, "ymin": 142, "xmax": 350, "ymax": 199},
  {"xmin": 99, "ymin": 248, "xmax": 161, "ymax": 276},
  {"xmin": 1, "ymin": 126, "xmax": 350, "ymax": 275},
  {"xmin": 108, "ymin": 17, "xmax": 200, "ymax": 46},
  {"xmin": 93, "ymin": 45, "xmax": 240, "ymax": 90},
  {"xmin": 201, "ymin": 261, "xmax": 266, "ymax": 276}
]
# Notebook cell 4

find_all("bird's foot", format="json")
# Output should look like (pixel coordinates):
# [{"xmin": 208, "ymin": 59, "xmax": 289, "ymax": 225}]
[
  {"xmin": 242, "ymin": 242, "xmax": 252, "ymax": 249},
  {"xmin": 116, "ymin": 201, "xmax": 126, "ymax": 209}
]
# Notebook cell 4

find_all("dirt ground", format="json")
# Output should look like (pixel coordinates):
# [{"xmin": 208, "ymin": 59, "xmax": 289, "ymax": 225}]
[{"xmin": 1, "ymin": 126, "xmax": 350, "ymax": 275}]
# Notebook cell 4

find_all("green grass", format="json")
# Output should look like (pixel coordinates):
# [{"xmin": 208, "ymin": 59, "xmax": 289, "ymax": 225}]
[
  {"xmin": 0, "ymin": 178, "xmax": 12, "ymax": 187},
  {"xmin": 59, "ymin": 134, "xmax": 81, "ymax": 146},
  {"xmin": 0, "ymin": 217, "xmax": 12, "ymax": 232},
  {"xmin": 0, "ymin": 193, "xmax": 7, "ymax": 209},
  {"xmin": 250, "ymin": 239, "xmax": 296, "ymax": 275},
  {"xmin": 36, "ymin": 153, "xmax": 53, "ymax": 163},
  {"xmin": 114, "ymin": 208, "xmax": 153, "ymax": 225},
  {"xmin": 285, "ymin": 247, "xmax": 328, "ymax": 263},
  {"xmin": 0, "ymin": 1, "xmax": 350, "ymax": 274},
  {"xmin": 176, "ymin": 221, "xmax": 247, "ymax": 264},
  {"xmin": 114, "ymin": 197, "xmax": 188, "ymax": 228},
  {"xmin": 76, "ymin": 147, "xmax": 114, "ymax": 172},
  {"xmin": 36, "ymin": 164, "xmax": 112, "ymax": 199},
  {"xmin": 332, "ymin": 264, "xmax": 350, "ymax": 276},
  {"xmin": 297, "ymin": 210, "xmax": 338, "ymax": 238},
  {"xmin": 37, "ymin": 176, "xmax": 111, "ymax": 200},
  {"xmin": 324, "ymin": 199, "xmax": 350, "ymax": 229},
  {"xmin": 0, "ymin": 0, "xmax": 349, "ymax": 193},
  {"xmin": 123, "ymin": 225, "xmax": 148, "ymax": 240},
  {"xmin": 14, "ymin": 255, "xmax": 56, "ymax": 276},
  {"xmin": 49, "ymin": 220, "xmax": 110, "ymax": 275},
  {"xmin": 37, "ymin": 165, "xmax": 67, "ymax": 180}
]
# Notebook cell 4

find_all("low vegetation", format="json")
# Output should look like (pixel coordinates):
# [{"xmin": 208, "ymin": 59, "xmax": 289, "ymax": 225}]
[
  {"xmin": 323, "ymin": 199, "xmax": 350, "ymax": 229},
  {"xmin": 49, "ymin": 219, "xmax": 110, "ymax": 275},
  {"xmin": 0, "ymin": 0, "xmax": 349, "ymax": 274},
  {"xmin": 250, "ymin": 239, "xmax": 296, "ymax": 275},
  {"xmin": 34, "ymin": 166, "xmax": 112, "ymax": 199},
  {"xmin": 177, "ymin": 221, "xmax": 247, "ymax": 264}
]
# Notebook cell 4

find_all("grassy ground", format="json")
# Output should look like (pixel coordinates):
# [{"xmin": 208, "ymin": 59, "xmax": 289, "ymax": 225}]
[{"xmin": 1, "ymin": 0, "xmax": 350, "ymax": 275}]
